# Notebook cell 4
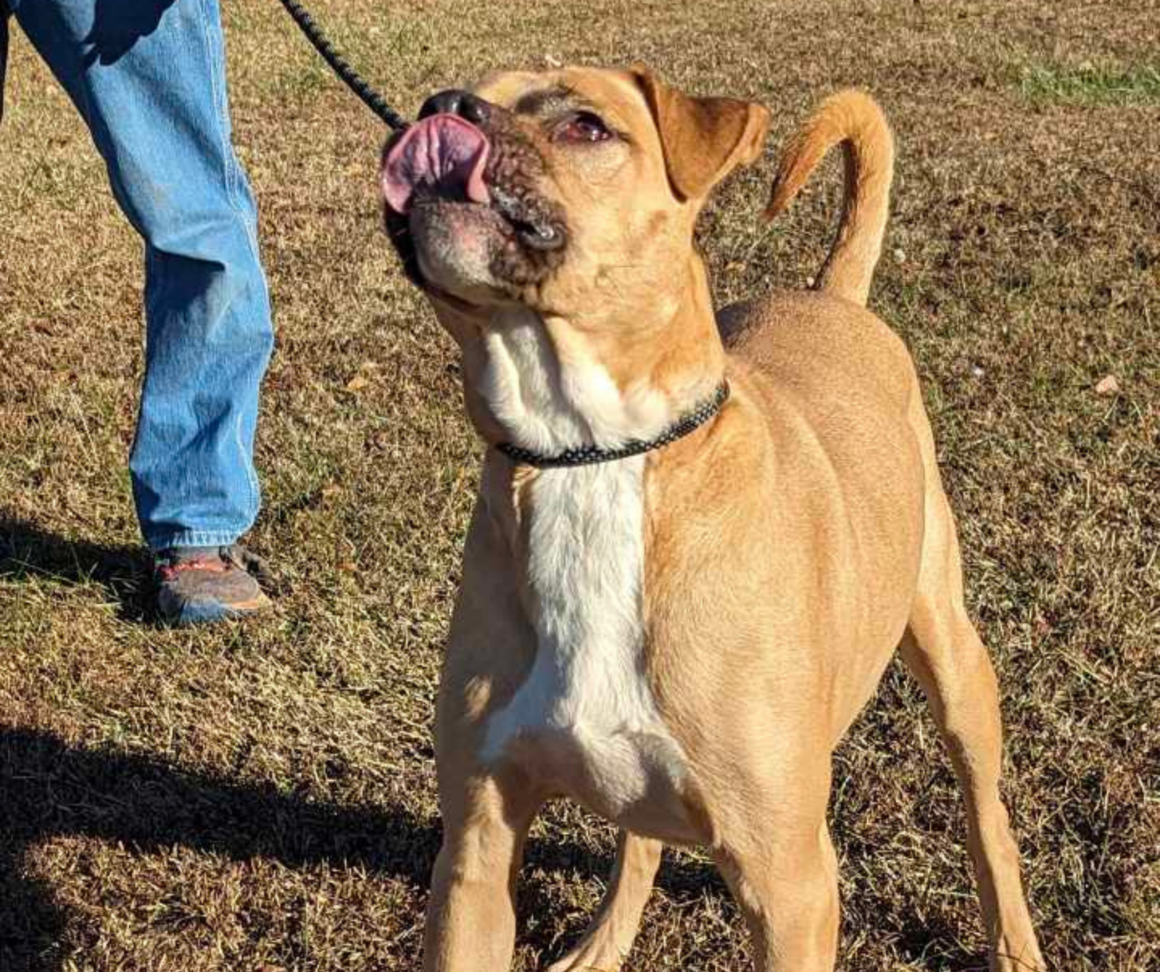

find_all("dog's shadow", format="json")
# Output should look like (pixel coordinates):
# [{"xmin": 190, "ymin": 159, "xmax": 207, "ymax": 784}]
[
  {"xmin": 1, "ymin": 516, "xmax": 154, "ymax": 623},
  {"xmin": 0, "ymin": 728, "xmax": 730, "ymax": 971},
  {"xmin": 0, "ymin": 725, "xmax": 991, "ymax": 972},
  {"xmin": 0, "ymin": 725, "xmax": 444, "ymax": 971},
  {"xmin": 0, "ymin": 726, "xmax": 619, "ymax": 970}
]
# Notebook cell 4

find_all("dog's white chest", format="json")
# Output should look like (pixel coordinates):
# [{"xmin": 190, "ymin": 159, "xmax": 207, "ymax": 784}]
[{"xmin": 481, "ymin": 459, "xmax": 697, "ymax": 842}]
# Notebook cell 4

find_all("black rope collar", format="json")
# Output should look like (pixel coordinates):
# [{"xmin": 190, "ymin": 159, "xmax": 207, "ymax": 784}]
[{"xmin": 496, "ymin": 382, "xmax": 730, "ymax": 469}]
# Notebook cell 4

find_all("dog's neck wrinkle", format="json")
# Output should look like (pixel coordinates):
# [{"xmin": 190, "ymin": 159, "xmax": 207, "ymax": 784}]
[
  {"xmin": 482, "ymin": 312, "xmax": 592, "ymax": 452},
  {"xmin": 464, "ymin": 303, "xmax": 722, "ymax": 456}
]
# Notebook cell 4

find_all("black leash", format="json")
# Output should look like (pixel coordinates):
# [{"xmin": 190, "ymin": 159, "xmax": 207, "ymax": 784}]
[{"xmin": 274, "ymin": 0, "xmax": 409, "ymax": 131}]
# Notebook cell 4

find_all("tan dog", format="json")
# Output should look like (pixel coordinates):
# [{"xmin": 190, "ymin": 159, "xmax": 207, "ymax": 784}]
[{"xmin": 380, "ymin": 66, "xmax": 1045, "ymax": 972}]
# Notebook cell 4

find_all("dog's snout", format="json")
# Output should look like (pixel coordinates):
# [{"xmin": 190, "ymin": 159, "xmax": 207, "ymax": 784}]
[{"xmin": 418, "ymin": 89, "xmax": 491, "ymax": 125}]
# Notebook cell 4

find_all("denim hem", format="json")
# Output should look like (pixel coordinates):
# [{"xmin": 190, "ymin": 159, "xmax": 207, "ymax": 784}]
[{"xmin": 145, "ymin": 529, "xmax": 244, "ymax": 552}]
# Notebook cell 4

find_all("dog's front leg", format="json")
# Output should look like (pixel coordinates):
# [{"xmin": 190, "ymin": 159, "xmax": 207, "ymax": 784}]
[
  {"xmin": 424, "ymin": 769, "xmax": 542, "ymax": 972},
  {"xmin": 711, "ymin": 759, "xmax": 840, "ymax": 972},
  {"xmin": 424, "ymin": 484, "xmax": 542, "ymax": 970}
]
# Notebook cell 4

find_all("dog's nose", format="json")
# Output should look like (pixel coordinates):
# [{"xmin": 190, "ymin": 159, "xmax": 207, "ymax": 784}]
[{"xmin": 417, "ymin": 89, "xmax": 491, "ymax": 125}]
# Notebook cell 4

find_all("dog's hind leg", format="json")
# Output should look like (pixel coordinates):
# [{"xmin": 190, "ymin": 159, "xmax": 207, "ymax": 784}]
[
  {"xmin": 545, "ymin": 831, "xmax": 661, "ymax": 972},
  {"xmin": 900, "ymin": 420, "xmax": 1045, "ymax": 971}
]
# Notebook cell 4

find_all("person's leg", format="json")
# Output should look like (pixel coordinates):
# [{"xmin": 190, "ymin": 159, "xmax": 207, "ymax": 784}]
[
  {"xmin": 14, "ymin": 0, "xmax": 275, "ymax": 621},
  {"xmin": 15, "ymin": 0, "xmax": 273, "ymax": 551}
]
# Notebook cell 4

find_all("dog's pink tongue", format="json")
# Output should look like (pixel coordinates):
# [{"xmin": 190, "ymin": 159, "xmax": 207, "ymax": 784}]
[{"xmin": 381, "ymin": 114, "xmax": 491, "ymax": 214}]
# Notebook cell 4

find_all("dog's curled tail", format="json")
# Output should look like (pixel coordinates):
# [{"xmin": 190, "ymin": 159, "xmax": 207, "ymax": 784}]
[{"xmin": 765, "ymin": 89, "xmax": 894, "ymax": 307}]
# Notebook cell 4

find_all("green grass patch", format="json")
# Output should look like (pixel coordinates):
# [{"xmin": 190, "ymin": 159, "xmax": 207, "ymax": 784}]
[{"xmin": 1017, "ymin": 61, "xmax": 1160, "ymax": 106}]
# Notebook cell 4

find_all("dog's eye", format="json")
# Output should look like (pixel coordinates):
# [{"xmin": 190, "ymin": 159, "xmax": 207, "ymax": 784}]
[{"xmin": 556, "ymin": 111, "xmax": 613, "ymax": 144}]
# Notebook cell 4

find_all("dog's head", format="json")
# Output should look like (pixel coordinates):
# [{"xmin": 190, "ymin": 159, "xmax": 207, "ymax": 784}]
[{"xmin": 380, "ymin": 66, "xmax": 769, "ymax": 323}]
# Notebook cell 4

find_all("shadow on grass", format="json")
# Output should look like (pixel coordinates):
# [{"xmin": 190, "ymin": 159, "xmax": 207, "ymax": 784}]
[
  {"xmin": 0, "ymin": 727, "xmax": 741, "ymax": 971},
  {"xmin": 0, "ymin": 733, "xmax": 443, "ymax": 972},
  {"xmin": 891, "ymin": 912, "xmax": 987, "ymax": 971},
  {"xmin": 0, "ymin": 516, "xmax": 154, "ymax": 623},
  {"xmin": 0, "ymin": 726, "xmax": 441, "ymax": 971},
  {"xmin": 0, "ymin": 723, "xmax": 993, "ymax": 972}
]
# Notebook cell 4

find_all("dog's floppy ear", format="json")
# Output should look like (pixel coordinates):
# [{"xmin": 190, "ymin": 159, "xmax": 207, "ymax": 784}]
[{"xmin": 633, "ymin": 66, "xmax": 770, "ymax": 202}]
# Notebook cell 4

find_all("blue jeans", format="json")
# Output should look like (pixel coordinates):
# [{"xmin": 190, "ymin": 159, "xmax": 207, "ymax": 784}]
[{"xmin": 12, "ymin": 0, "xmax": 274, "ymax": 551}]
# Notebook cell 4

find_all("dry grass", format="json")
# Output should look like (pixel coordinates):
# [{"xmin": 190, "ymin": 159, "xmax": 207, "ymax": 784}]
[{"xmin": 1, "ymin": 0, "xmax": 1157, "ymax": 969}]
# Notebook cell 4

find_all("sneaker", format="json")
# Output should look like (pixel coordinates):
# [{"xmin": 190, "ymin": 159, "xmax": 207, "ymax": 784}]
[{"xmin": 155, "ymin": 545, "xmax": 272, "ymax": 625}]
